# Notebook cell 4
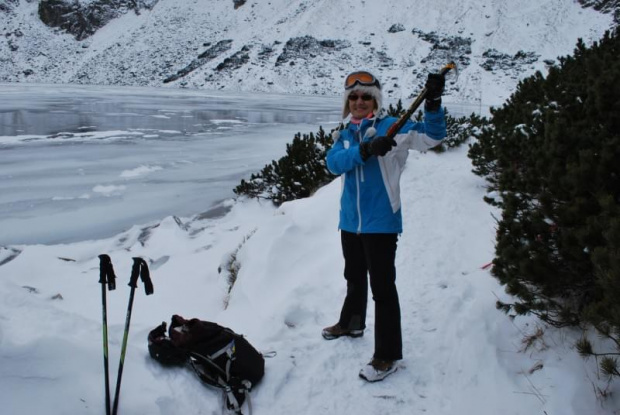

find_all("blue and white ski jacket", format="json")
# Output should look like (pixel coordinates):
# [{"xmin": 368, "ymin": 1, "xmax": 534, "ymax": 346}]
[{"xmin": 326, "ymin": 108, "xmax": 446, "ymax": 234}]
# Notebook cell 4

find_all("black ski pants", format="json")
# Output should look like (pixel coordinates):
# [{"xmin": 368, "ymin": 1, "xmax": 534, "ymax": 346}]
[{"xmin": 338, "ymin": 230, "xmax": 402, "ymax": 361}]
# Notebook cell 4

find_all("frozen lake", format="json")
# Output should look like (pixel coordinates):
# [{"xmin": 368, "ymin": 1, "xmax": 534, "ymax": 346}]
[{"xmin": 0, "ymin": 83, "xmax": 342, "ymax": 245}]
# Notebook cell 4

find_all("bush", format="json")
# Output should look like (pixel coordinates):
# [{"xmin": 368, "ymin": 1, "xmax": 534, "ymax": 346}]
[
  {"xmin": 434, "ymin": 110, "xmax": 488, "ymax": 152},
  {"xmin": 234, "ymin": 100, "xmax": 481, "ymax": 205},
  {"xmin": 233, "ymin": 126, "xmax": 336, "ymax": 205},
  {"xmin": 468, "ymin": 30, "xmax": 620, "ymax": 377},
  {"xmin": 388, "ymin": 100, "xmax": 487, "ymax": 152}
]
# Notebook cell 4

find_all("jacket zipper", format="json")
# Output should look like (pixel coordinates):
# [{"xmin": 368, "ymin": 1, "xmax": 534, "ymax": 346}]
[{"xmin": 355, "ymin": 126, "xmax": 363, "ymax": 233}]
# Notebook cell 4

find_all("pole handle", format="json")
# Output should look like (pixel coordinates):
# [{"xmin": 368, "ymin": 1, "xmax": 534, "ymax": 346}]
[
  {"xmin": 98, "ymin": 254, "xmax": 117, "ymax": 291},
  {"xmin": 129, "ymin": 257, "xmax": 154, "ymax": 295}
]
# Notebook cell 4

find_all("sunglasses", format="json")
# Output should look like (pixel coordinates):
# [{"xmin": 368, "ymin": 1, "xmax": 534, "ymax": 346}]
[
  {"xmin": 344, "ymin": 71, "xmax": 381, "ymax": 90},
  {"xmin": 348, "ymin": 94, "xmax": 374, "ymax": 101}
]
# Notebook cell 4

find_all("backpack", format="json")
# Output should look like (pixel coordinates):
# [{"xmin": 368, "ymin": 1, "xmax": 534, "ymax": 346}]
[{"xmin": 148, "ymin": 315, "xmax": 265, "ymax": 414}]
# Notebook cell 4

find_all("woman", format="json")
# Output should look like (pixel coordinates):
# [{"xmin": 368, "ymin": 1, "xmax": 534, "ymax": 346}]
[{"xmin": 324, "ymin": 70, "xmax": 446, "ymax": 382}]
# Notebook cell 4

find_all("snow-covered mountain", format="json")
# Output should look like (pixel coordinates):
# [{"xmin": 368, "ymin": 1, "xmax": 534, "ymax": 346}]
[{"xmin": 1, "ymin": 0, "xmax": 616, "ymax": 108}]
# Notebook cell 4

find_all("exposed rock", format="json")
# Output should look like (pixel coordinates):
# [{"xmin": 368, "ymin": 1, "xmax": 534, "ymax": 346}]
[
  {"xmin": 0, "ymin": 0, "xmax": 19, "ymax": 14},
  {"xmin": 233, "ymin": 0, "xmax": 247, "ymax": 9},
  {"xmin": 22, "ymin": 285, "xmax": 39, "ymax": 294},
  {"xmin": 198, "ymin": 39, "xmax": 234, "ymax": 60},
  {"xmin": 163, "ymin": 39, "xmax": 233, "ymax": 83},
  {"xmin": 388, "ymin": 23, "xmax": 406, "ymax": 33},
  {"xmin": 412, "ymin": 28, "xmax": 472, "ymax": 71},
  {"xmin": 38, "ymin": 0, "xmax": 159, "ymax": 41},
  {"xmin": 481, "ymin": 48, "xmax": 539, "ymax": 71},
  {"xmin": 275, "ymin": 35, "xmax": 351, "ymax": 66},
  {"xmin": 0, "ymin": 247, "xmax": 22, "ymax": 266},
  {"xmin": 215, "ymin": 45, "xmax": 252, "ymax": 71},
  {"xmin": 578, "ymin": 0, "xmax": 620, "ymax": 23},
  {"xmin": 374, "ymin": 49, "xmax": 394, "ymax": 67},
  {"xmin": 257, "ymin": 44, "xmax": 276, "ymax": 61}
]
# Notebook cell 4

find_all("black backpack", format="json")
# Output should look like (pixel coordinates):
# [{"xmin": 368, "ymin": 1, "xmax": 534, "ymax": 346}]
[{"xmin": 148, "ymin": 315, "xmax": 265, "ymax": 414}]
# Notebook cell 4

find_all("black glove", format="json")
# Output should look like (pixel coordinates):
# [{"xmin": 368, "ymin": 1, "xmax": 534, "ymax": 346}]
[
  {"xmin": 360, "ymin": 136, "xmax": 397, "ymax": 160},
  {"xmin": 424, "ymin": 73, "xmax": 445, "ymax": 111}
]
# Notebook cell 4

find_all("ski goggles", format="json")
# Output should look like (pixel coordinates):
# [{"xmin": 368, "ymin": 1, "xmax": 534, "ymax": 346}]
[
  {"xmin": 344, "ymin": 71, "xmax": 381, "ymax": 90},
  {"xmin": 348, "ymin": 93, "xmax": 374, "ymax": 101}
]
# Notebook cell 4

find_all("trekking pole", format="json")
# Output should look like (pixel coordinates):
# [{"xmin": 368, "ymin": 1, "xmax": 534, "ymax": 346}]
[
  {"xmin": 98, "ymin": 254, "xmax": 117, "ymax": 415},
  {"xmin": 112, "ymin": 257, "xmax": 154, "ymax": 415},
  {"xmin": 385, "ymin": 61, "xmax": 457, "ymax": 140}
]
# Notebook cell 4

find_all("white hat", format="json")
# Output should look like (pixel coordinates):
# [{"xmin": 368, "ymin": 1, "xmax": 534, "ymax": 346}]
[
  {"xmin": 342, "ymin": 84, "xmax": 383, "ymax": 119},
  {"xmin": 332, "ymin": 71, "xmax": 382, "ymax": 141}
]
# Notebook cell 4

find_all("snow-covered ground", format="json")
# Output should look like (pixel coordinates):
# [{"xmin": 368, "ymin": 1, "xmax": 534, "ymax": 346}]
[{"xmin": 1, "ymin": 143, "xmax": 618, "ymax": 414}]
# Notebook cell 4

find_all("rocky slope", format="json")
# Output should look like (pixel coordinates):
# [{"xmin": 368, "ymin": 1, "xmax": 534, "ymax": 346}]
[{"xmin": 1, "ymin": 0, "xmax": 616, "ymax": 106}]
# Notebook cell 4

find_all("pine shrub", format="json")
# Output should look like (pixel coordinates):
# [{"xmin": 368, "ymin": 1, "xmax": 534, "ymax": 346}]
[
  {"xmin": 233, "ymin": 126, "xmax": 335, "ymax": 205},
  {"xmin": 468, "ymin": 30, "xmax": 620, "ymax": 377},
  {"xmin": 234, "ymin": 100, "xmax": 480, "ymax": 205},
  {"xmin": 434, "ymin": 110, "xmax": 488, "ymax": 152},
  {"xmin": 389, "ymin": 100, "xmax": 486, "ymax": 152}
]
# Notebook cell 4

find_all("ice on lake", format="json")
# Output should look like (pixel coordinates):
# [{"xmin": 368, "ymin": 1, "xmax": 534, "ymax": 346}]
[{"xmin": 0, "ymin": 83, "xmax": 342, "ymax": 245}]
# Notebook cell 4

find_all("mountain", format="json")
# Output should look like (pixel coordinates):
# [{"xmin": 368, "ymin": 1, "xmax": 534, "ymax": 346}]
[{"xmin": 1, "ymin": 0, "xmax": 616, "ymax": 108}]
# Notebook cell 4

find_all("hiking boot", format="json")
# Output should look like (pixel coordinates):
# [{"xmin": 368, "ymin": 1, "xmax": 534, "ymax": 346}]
[
  {"xmin": 321, "ymin": 323, "xmax": 364, "ymax": 340},
  {"xmin": 359, "ymin": 358, "xmax": 397, "ymax": 382}
]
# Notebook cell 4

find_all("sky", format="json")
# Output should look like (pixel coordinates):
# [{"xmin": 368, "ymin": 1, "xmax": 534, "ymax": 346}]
[{"xmin": 1, "ymin": 142, "xmax": 619, "ymax": 415}]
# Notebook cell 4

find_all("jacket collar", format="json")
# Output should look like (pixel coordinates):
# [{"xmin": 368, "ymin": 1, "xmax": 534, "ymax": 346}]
[{"xmin": 347, "ymin": 115, "xmax": 377, "ymax": 130}]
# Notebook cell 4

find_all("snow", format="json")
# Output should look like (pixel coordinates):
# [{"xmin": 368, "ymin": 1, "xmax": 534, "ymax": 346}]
[
  {"xmin": 1, "ymin": 143, "xmax": 619, "ymax": 415},
  {"xmin": 119, "ymin": 165, "xmax": 163, "ymax": 179},
  {"xmin": 1, "ymin": 0, "xmax": 618, "ymax": 413},
  {"xmin": 1, "ymin": 0, "xmax": 614, "ymax": 107}
]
